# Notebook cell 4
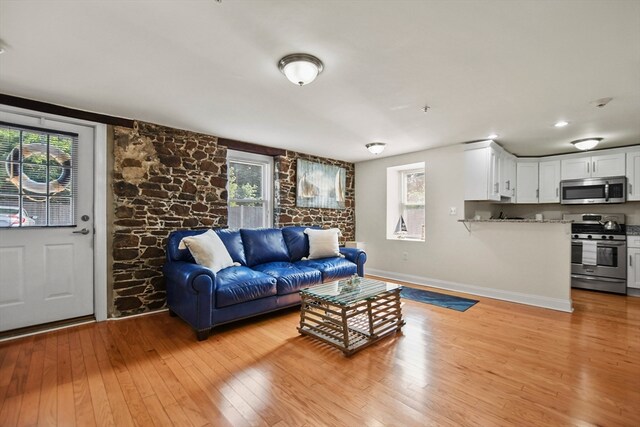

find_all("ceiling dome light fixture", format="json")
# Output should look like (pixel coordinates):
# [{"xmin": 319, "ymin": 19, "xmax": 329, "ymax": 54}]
[
  {"xmin": 554, "ymin": 120, "xmax": 569, "ymax": 128},
  {"xmin": 278, "ymin": 53, "xmax": 324, "ymax": 86},
  {"xmin": 366, "ymin": 142, "xmax": 386, "ymax": 155},
  {"xmin": 571, "ymin": 138, "xmax": 602, "ymax": 151},
  {"xmin": 487, "ymin": 133, "xmax": 498, "ymax": 139}
]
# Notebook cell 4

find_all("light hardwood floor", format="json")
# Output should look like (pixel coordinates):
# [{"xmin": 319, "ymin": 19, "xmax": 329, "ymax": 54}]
[{"xmin": 1, "ymin": 281, "xmax": 639, "ymax": 426}]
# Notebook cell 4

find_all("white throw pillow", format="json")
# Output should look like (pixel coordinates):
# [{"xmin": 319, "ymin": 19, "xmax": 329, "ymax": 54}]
[
  {"xmin": 179, "ymin": 230, "xmax": 237, "ymax": 273},
  {"xmin": 304, "ymin": 228, "xmax": 343, "ymax": 260}
]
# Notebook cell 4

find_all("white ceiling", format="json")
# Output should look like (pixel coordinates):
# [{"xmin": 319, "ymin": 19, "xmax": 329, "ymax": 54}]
[{"xmin": 1, "ymin": 0, "xmax": 639, "ymax": 162}]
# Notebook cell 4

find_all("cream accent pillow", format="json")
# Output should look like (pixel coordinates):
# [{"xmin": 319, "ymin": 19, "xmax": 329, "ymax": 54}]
[
  {"xmin": 304, "ymin": 228, "xmax": 343, "ymax": 260},
  {"xmin": 179, "ymin": 230, "xmax": 237, "ymax": 273}
]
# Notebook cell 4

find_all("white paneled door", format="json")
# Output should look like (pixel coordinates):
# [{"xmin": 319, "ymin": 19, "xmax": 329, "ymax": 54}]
[{"xmin": 0, "ymin": 111, "xmax": 94, "ymax": 332}]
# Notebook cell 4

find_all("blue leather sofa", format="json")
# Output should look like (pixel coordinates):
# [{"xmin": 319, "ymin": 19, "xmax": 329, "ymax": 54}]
[{"xmin": 163, "ymin": 226, "xmax": 367, "ymax": 340}]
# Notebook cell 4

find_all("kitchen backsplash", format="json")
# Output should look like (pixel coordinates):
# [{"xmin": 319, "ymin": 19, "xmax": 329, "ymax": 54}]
[{"xmin": 497, "ymin": 202, "xmax": 640, "ymax": 225}]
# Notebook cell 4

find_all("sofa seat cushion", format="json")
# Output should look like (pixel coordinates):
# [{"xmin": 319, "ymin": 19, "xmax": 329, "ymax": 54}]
[
  {"xmin": 253, "ymin": 262, "xmax": 322, "ymax": 295},
  {"xmin": 295, "ymin": 257, "xmax": 357, "ymax": 282},
  {"xmin": 215, "ymin": 266, "xmax": 277, "ymax": 308}
]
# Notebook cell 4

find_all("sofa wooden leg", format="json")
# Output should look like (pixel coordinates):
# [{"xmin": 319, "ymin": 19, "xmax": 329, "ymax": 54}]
[
  {"xmin": 196, "ymin": 329, "xmax": 210, "ymax": 341},
  {"xmin": 168, "ymin": 309, "xmax": 177, "ymax": 317}
]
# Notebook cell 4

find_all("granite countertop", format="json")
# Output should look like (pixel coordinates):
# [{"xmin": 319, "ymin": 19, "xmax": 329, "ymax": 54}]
[
  {"xmin": 627, "ymin": 225, "xmax": 640, "ymax": 236},
  {"xmin": 458, "ymin": 219, "xmax": 573, "ymax": 224}
]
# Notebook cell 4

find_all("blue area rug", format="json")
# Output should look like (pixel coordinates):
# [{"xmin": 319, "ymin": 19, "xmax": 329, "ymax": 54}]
[{"xmin": 400, "ymin": 287, "xmax": 478, "ymax": 312}]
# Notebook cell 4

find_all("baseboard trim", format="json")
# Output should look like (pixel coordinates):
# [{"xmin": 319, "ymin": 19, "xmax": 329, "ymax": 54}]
[
  {"xmin": 627, "ymin": 288, "xmax": 640, "ymax": 297},
  {"xmin": 367, "ymin": 268, "xmax": 573, "ymax": 313},
  {"xmin": 108, "ymin": 308, "xmax": 169, "ymax": 321}
]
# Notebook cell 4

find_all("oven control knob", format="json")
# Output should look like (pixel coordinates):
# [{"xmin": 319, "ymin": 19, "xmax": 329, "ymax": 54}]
[
  {"xmin": 602, "ymin": 235, "xmax": 607, "ymax": 240},
  {"xmin": 573, "ymin": 234, "xmax": 579, "ymax": 239},
  {"xmin": 587, "ymin": 235, "xmax": 592, "ymax": 239},
  {"xmin": 609, "ymin": 236, "xmax": 614, "ymax": 240}
]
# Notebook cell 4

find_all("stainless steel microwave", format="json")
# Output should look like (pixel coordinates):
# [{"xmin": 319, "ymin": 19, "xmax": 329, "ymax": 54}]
[{"xmin": 560, "ymin": 176, "xmax": 626, "ymax": 205}]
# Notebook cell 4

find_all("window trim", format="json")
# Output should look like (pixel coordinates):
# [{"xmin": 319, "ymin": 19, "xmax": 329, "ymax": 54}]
[{"xmin": 227, "ymin": 149, "xmax": 274, "ymax": 229}]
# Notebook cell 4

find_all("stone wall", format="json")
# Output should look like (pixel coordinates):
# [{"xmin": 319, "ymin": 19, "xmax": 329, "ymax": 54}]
[
  {"xmin": 274, "ymin": 152, "xmax": 355, "ymax": 242},
  {"xmin": 111, "ymin": 121, "xmax": 228, "ymax": 316},
  {"xmin": 110, "ymin": 121, "xmax": 356, "ymax": 317}
]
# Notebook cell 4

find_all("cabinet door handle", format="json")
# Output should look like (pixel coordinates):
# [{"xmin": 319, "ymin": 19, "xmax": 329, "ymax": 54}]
[
  {"xmin": 630, "ymin": 184, "xmax": 633, "ymax": 195},
  {"xmin": 587, "ymin": 162, "xmax": 590, "ymax": 174},
  {"xmin": 593, "ymin": 161, "xmax": 596, "ymax": 174},
  {"xmin": 536, "ymin": 189, "xmax": 539, "ymax": 198},
  {"xmin": 556, "ymin": 187, "xmax": 559, "ymax": 197},
  {"xmin": 631, "ymin": 255, "xmax": 633, "ymax": 267},
  {"xmin": 506, "ymin": 180, "xmax": 510, "ymax": 190}
]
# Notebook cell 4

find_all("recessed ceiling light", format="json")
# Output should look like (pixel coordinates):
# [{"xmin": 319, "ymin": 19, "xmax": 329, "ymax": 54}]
[
  {"xmin": 554, "ymin": 121, "xmax": 569, "ymax": 128},
  {"xmin": 487, "ymin": 134, "xmax": 498, "ymax": 139}
]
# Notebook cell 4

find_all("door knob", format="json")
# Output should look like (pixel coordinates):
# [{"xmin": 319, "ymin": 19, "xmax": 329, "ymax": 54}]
[{"xmin": 73, "ymin": 228, "xmax": 90, "ymax": 235}]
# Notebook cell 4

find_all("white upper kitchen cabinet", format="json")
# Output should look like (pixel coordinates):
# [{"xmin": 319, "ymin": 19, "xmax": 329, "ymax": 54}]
[
  {"xmin": 500, "ymin": 152, "xmax": 517, "ymax": 200},
  {"xmin": 516, "ymin": 160, "xmax": 539, "ymax": 203},
  {"xmin": 539, "ymin": 160, "xmax": 561, "ymax": 203},
  {"xmin": 464, "ymin": 141, "xmax": 501, "ymax": 201},
  {"xmin": 561, "ymin": 153, "xmax": 626, "ymax": 180},
  {"xmin": 627, "ymin": 149, "xmax": 640, "ymax": 201}
]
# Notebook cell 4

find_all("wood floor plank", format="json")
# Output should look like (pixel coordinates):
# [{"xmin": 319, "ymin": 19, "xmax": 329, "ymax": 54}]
[
  {"xmin": 55, "ymin": 329, "xmax": 76, "ymax": 427},
  {"xmin": 68, "ymin": 328, "xmax": 96, "ymax": 427},
  {"xmin": 17, "ymin": 334, "xmax": 46, "ymax": 426},
  {"xmin": 95, "ymin": 323, "xmax": 154, "ymax": 427},
  {"xmin": 37, "ymin": 332, "xmax": 58, "ymax": 426},
  {"xmin": 1, "ymin": 285, "xmax": 639, "ymax": 426}
]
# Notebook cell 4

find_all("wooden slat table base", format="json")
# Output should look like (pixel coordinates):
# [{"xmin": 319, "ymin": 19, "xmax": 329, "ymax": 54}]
[{"xmin": 297, "ymin": 288, "xmax": 405, "ymax": 356}]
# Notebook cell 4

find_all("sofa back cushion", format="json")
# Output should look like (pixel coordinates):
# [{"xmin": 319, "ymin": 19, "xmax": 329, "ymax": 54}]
[
  {"xmin": 214, "ymin": 228, "xmax": 247, "ymax": 265},
  {"xmin": 166, "ymin": 229, "xmax": 209, "ymax": 262},
  {"xmin": 282, "ymin": 226, "xmax": 320, "ymax": 261},
  {"xmin": 240, "ymin": 228, "xmax": 290, "ymax": 267}
]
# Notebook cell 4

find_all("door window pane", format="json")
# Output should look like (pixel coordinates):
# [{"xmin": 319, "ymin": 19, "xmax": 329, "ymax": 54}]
[{"xmin": 0, "ymin": 123, "xmax": 77, "ymax": 227}]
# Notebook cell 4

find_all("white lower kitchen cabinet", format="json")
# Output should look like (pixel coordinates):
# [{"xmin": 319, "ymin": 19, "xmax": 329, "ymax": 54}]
[{"xmin": 629, "ymin": 236, "xmax": 640, "ymax": 294}]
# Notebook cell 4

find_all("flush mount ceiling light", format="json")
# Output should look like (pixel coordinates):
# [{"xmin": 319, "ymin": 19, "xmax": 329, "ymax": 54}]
[
  {"xmin": 554, "ymin": 120, "xmax": 569, "ymax": 128},
  {"xmin": 278, "ymin": 53, "xmax": 324, "ymax": 86},
  {"xmin": 571, "ymin": 138, "xmax": 602, "ymax": 151},
  {"xmin": 366, "ymin": 142, "xmax": 386, "ymax": 155},
  {"xmin": 487, "ymin": 133, "xmax": 498, "ymax": 139}
]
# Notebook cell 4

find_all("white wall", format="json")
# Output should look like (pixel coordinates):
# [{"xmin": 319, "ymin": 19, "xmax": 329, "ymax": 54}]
[{"xmin": 356, "ymin": 144, "xmax": 572, "ymax": 312}]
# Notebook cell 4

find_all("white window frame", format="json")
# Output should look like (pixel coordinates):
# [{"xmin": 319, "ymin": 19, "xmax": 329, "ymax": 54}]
[
  {"xmin": 386, "ymin": 162, "xmax": 425, "ymax": 242},
  {"xmin": 400, "ymin": 168, "xmax": 425, "ymax": 239},
  {"xmin": 226, "ymin": 149, "xmax": 273, "ymax": 229}
]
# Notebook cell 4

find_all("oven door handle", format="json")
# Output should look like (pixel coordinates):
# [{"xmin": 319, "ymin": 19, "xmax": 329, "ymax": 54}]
[
  {"xmin": 571, "ymin": 274, "xmax": 626, "ymax": 283},
  {"xmin": 571, "ymin": 241, "xmax": 626, "ymax": 247}
]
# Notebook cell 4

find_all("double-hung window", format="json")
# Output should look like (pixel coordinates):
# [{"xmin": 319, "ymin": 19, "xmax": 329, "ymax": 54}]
[
  {"xmin": 386, "ymin": 162, "xmax": 425, "ymax": 241},
  {"xmin": 227, "ymin": 150, "xmax": 273, "ymax": 229},
  {"xmin": 400, "ymin": 169, "xmax": 425, "ymax": 239}
]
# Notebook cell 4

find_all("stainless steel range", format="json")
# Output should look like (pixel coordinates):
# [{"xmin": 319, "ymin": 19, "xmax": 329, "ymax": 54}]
[{"xmin": 564, "ymin": 213, "xmax": 627, "ymax": 294}]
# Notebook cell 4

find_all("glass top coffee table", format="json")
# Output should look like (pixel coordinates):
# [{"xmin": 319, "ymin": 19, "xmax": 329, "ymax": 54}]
[{"xmin": 298, "ymin": 277, "xmax": 405, "ymax": 356}]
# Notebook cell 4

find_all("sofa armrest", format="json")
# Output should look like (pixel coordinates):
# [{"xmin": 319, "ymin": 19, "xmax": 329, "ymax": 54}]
[
  {"xmin": 163, "ymin": 261, "xmax": 215, "ymax": 331},
  {"xmin": 339, "ymin": 247, "xmax": 367, "ymax": 277},
  {"xmin": 163, "ymin": 261, "xmax": 216, "ymax": 294}
]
